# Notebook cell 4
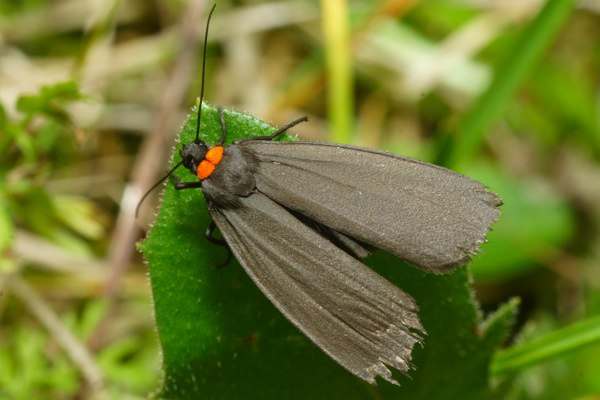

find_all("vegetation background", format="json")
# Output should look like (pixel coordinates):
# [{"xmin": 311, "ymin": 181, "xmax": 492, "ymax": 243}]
[{"xmin": 1, "ymin": 0, "xmax": 599, "ymax": 399}]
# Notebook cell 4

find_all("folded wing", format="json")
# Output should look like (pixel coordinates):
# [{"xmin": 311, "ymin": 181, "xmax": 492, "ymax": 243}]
[
  {"xmin": 242, "ymin": 141, "xmax": 501, "ymax": 272},
  {"xmin": 210, "ymin": 193, "xmax": 423, "ymax": 384}
]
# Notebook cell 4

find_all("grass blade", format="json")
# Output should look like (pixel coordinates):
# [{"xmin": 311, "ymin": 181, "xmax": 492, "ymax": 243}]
[
  {"xmin": 447, "ymin": 0, "xmax": 575, "ymax": 168},
  {"xmin": 492, "ymin": 315, "xmax": 600, "ymax": 375}
]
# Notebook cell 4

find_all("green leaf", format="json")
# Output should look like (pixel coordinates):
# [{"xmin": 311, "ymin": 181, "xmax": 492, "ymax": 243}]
[
  {"xmin": 97, "ymin": 335, "xmax": 159, "ymax": 393},
  {"xmin": 141, "ymin": 104, "xmax": 518, "ymax": 399},
  {"xmin": 12, "ymin": 124, "xmax": 37, "ymax": 164},
  {"xmin": 0, "ymin": 324, "xmax": 79, "ymax": 399},
  {"xmin": 406, "ymin": 0, "xmax": 479, "ymax": 39},
  {"xmin": 0, "ymin": 191, "xmax": 14, "ymax": 253},
  {"xmin": 16, "ymin": 81, "xmax": 81, "ymax": 120},
  {"xmin": 0, "ymin": 101, "xmax": 6, "ymax": 127},
  {"xmin": 52, "ymin": 195, "xmax": 105, "ymax": 240}
]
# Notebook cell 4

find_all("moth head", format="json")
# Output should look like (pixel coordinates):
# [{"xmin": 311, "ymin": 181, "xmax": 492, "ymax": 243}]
[{"xmin": 181, "ymin": 141, "xmax": 208, "ymax": 175}]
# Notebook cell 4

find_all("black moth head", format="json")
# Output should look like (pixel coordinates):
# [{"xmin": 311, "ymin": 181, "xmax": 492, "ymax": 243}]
[{"xmin": 181, "ymin": 141, "xmax": 208, "ymax": 175}]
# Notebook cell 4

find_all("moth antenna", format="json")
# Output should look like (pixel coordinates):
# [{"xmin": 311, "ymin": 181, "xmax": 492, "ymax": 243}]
[
  {"xmin": 195, "ymin": 3, "xmax": 217, "ymax": 143},
  {"xmin": 135, "ymin": 161, "xmax": 183, "ymax": 218}
]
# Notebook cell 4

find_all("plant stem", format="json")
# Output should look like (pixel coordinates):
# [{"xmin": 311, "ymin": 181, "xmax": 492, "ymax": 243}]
[{"xmin": 321, "ymin": 0, "xmax": 353, "ymax": 143}]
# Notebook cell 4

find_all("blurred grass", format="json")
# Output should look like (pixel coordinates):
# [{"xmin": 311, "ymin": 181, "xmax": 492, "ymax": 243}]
[{"xmin": 444, "ymin": 0, "xmax": 577, "ymax": 169}]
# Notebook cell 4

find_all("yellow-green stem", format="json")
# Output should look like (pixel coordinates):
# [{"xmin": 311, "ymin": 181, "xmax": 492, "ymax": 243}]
[{"xmin": 321, "ymin": 0, "xmax": 353, "ymax": 143}]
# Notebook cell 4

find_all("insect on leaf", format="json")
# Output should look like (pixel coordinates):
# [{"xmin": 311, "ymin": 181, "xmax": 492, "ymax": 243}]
[{"xmin": 140, "ymin": 104, "xmax": 518, "ymax": 400}]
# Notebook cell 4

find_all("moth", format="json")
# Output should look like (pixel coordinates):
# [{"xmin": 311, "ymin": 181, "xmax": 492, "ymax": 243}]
[{"xmin": 138, "ymin": 4, "xmax": 501, "ymax": 385}]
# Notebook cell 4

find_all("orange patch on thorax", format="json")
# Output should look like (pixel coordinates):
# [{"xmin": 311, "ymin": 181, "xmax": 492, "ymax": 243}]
[{"xmin": 196, "ymin": 146, "xmax": 224, "ymax": 180}]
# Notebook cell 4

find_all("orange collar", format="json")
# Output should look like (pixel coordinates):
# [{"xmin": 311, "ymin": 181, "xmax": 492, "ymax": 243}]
[{"xmin": 196, "ymin": 146, "xmax": 224, "ymax": 180}]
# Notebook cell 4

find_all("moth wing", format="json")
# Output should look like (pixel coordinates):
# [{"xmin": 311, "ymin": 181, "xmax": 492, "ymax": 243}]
[
  {"xmin": 290, "ymin": 209, "xmax": 371, "ymax": 259},
  {"xmin": 209, "ymin": 193, "xmax": 423, "ymax": 384},
  {"xmin": 242, "ymin": 141, "xmax": 501, "ymax": 272}
]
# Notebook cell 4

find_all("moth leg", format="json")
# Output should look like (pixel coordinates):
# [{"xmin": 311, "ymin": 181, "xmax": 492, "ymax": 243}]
[
  {"xmin": 215, "ymin": 248, "xmax": 233, "ymax": 269},
  {"xmin": 218, "ymin": 107, "xmax": 227, "ymax": 145},
  {"xmin": 175, "ymin": 181, "xmax": 203, "ymax": 190},
  {"xmin": 171, "ymin": 176, "xmax": 203, "ymax": 190},
  {"xmin": 205, "ymin": 221, "xmax": 227, "ymax": 246},
  {"xmin": 205, "ymin": 221, "xmax": 232, "ymax": 269},
  {"xmin": 239, "ymin": 116, "xmax": 308, "ymax": 142}
]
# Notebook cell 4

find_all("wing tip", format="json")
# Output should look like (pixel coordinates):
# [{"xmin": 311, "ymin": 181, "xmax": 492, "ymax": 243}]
[
  {"xmin": 363, "ymin": 362, "xmax": 399, "ymax": 386},
  {"xmin": 360, "ymin": 350, "xmax": 420, "ymax": 386},
  {"xmin": 358, "ymin": 323, "xmax": 425, "ymax": 386},
  {"xmin": 422, "ymin": 188, "xmax": 502, "ymax": 274}
]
